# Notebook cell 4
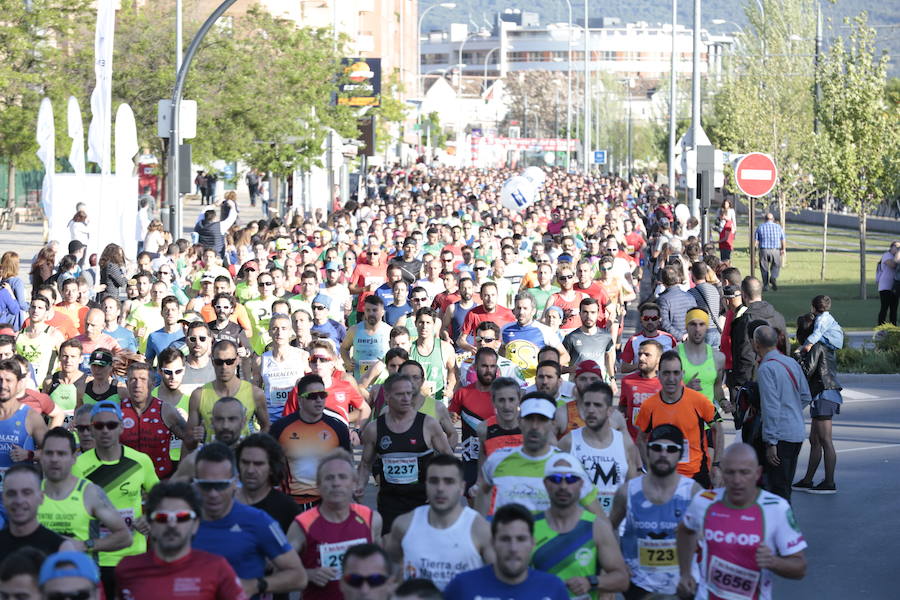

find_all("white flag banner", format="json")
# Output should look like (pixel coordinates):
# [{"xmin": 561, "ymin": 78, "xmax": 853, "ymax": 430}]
[
  {"xmin": 36, "ymin": 97, "xmax": 55, "ymax": 219},
  {"xmin": 67, "ymin": 96, "xmax": 86, "ymax": 175},
  {"xmin": 114, "ymin": 103, "xmax": 138, "ymax": 177},
  {"xmin": 86, "ymin": 0, "xmax": 115, "ymax": 173}
]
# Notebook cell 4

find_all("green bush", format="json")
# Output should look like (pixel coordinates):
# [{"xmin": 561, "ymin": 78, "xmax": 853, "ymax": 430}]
[{"xmin": 837, "ymin": 345, "xmax": 900, "ymax": 374}]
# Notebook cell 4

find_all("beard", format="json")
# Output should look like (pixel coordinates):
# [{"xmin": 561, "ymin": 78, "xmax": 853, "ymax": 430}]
[{"xmin": 649, "ymin": 458, "xmax": 677, "ymax": 477}]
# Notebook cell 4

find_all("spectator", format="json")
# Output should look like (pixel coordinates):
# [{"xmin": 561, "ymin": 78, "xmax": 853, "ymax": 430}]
[
  {"xmin": 656, "ymin": 266, "xmax": 697, "ymax": 342},
  {"xmin": 753, "ymin": 213, "xmax": 786, "ymax": 291},
  {"xmin": 0, "ymin": 252, "xmax": 28, "ymax": 312},
  {"xmin": 30, "ymin": 245, "xmax": 57, "ymax": 290},
  {"xmin": 876, "ymin": 241, "xmax": 899, "ymax": 325},
  {"xmin": 98, "ymin": 244, "xmax": 128, "ymax": 301}
]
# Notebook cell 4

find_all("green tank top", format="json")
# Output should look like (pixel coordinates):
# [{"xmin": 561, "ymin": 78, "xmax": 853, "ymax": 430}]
[
  {"xmin": 16, "ymin": 326, "xmax": 56, "ymax": 384},
  {"xmin": 532, "ymin": 510, "xmax": 599, "ymax": 599},
  {"xmin": 38, "ymin": 478, "xmax": 92, "ymax": 541},
  {"xmin": 153, "ymin": 386, "xmax": 191, "ymax": 461},
  {"xmin": 83, "ymin": 380, "xmax": 120, "ymax": 405},
  {"xmin": 199, "ymin": 380, "xmax": 257, "ymax": 440},
  {"xmin": 48, "ymin": 373, "xmax": 79, "ymax": 424},
  {"xmin": 677, "ymin": 343, "xmax": 717, "ymax": 406},
  {"xmin": 410, "ymin": 339, "xmax": 447, "ymax": 400},
  {"xmin": 418, "ymin": 394, "xmax": 437, "ymax": 419}
]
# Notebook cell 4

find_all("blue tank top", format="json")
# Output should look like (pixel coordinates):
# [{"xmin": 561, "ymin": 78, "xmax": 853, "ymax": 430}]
[
  {"xmin": 353, "ymin": 322, "xmax": 391, "ymax": 379},
  {"xmin": 450, "ymin": 301, "xmax": 474, "ymax": 353},
  {"xmin": 620, "ymin": 475, "xmax": 695, "ymax": 595},
  {"xmin": 0, "ymin": 405, "xmax": 36, "ymax": 502}
]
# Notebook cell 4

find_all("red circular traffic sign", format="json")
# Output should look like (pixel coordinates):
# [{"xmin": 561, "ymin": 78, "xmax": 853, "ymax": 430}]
[{"xmin": 735, "ymin": 153, "xmax": 778, "ymax": 197}]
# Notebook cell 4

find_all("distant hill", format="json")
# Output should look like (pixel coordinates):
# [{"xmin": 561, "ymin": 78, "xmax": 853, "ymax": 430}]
[{"xmin": 420, "ymin": 0, "xmax": 898, "ymax": 76}]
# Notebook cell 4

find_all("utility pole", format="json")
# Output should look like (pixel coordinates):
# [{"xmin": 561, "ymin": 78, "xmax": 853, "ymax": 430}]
[
  {"xmin": 582, "ymin": 0, "xmax": 591, "ymax": 173},
  {"xmin": 667, "ymin": 0, "xmax": 677, "ymax": 196},
  {"xmin": 688, "ymin": 0, "xmax": 702, "ymax": 218}
]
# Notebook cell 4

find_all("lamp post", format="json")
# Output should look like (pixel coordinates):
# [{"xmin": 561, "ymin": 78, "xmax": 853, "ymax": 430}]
[
  {"xmin": 483, "ymin": 46, "xmax": 500, "ymax": 93},
  {"xmin": 667, "ymin": 0, "xmax": 677, "ymax": 197},
  {"xmin": 582, "ymin": 0, "xmax": 591, "ymax": 173},
  {"xmin": 418, "ymin": 3, "xmax": 457, "ymax": 97},
  {"xmin": 559, "ymin": 0, "xmax": 573, "ymax": 170}
]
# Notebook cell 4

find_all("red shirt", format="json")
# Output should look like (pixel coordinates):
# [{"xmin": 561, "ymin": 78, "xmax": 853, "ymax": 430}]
[
  {"xmin": 575, "ymin": 282, "xmax": 609, "ymax": 307},
  {"xmin": 720, "ymin": 309, "xmax": 736, "ymax": 370},
  {"xmin": 120, "ymin": 396, "xmax": 174, "ymax": 479},
  {"xmin": 115, "ymin": 549, "xmax": 247, "ymax": 600},
  {"xmin": 449, "ymin": 384, "xmax": 494, "ymax": 462},
  {"xmin": 19, "ymin": 389, "xmax": 55, "ymax": 417},
  {"xmin": 546, "ymin": 291, "xmax": 587, "ymax": 330},
  {"xmin": 619, "ymin": 330, "xmax": 678, "ymax": 364},
  {"xmin": 718, "ymin": 219, "xmax": 736, "ymax": 250},
  {"xmin": 24, "ymin": 313, "xmax": 77, "ymax": 339},
  {"xmin": 432, "ymin": 291, "xmax": 461, "ymax": 313},
  {"xmin": 460, "ymin": 305, "xmax": 515, "ymax": 337},
  {"xmin": 618, "ymin": 372, "xmax": 663, "ymax": 441},
  {"xmin": 350, "ymin": 262, "xmax": 387, "ymax": 311},
  {"xmin": 296, "ymin": 504, "xmax": 373, "ymax": 600},
  {"xmin": 625, "ymin": 231, "xmax": 645, "ymax": 259},
  {"xmin": 282, "ymin": 374, "xmax": 363, "ymax": 425}
]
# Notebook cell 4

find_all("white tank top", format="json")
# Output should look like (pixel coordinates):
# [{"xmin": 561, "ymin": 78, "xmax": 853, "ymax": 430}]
[
  {"xmin": 261, "ymin": 347, "xmax": 307, "ymax": 423},
  {"xmin": 570, "ymin": 427, "xmax": 629, "ymax": 514},
  {"xmin": 401, "ymin": 505, "xmax": 484, "ymax": 591}
]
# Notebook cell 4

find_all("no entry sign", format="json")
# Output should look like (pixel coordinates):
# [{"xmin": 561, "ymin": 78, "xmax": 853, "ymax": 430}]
[{"xmin": 735, "ymin": 153, "xmax": 777, "ymax": 197}]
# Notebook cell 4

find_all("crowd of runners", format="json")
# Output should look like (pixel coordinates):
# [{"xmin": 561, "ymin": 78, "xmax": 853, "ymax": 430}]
[{"xmin": 0, "ymin": 164, "xmax": 844, "ymax": 599}]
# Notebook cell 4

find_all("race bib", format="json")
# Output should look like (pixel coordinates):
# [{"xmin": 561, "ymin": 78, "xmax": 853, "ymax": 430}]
[
  {"xmin": 598, "ymin": 492, "xmax": 614, "ymax": 514},
  {"xmin": 319, "ymin": 538, "xmax": 368, "ymax": 580},
  {"xmin": 383, "ymin": 456, "xmax": 418, "ymax": 484},
  {"xmin": 100, "ymin": 508, "xmax": 135, "ymax": 537},
  {"xmin": 632, "ymin": 406, "xmax": 641, "ymax": 425},
  {"xmin": 708, "ymin": 555, "xmax": 760, "ymax": 600},
  {"xmin": 359, "ymin": 360, "xmax": 377, "ymax": 375},
  {"xmin": 679, "ymin": 438, "xmax": 690, "ymax": 464},
  {"xmin": 637, "ymin": 538, "xmax": 677, "ymax": 570}
]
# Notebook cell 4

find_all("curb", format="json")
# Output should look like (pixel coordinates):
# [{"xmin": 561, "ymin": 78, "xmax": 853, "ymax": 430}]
[{"xmin": 837, "ymin": 373, "xmax": 900, "ymax": 385}]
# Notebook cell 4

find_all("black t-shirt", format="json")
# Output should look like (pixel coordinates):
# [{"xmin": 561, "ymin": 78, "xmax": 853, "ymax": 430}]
[
  {"xmin": 0, "ymin": 525, "xmax": 64, "ymax": 562},
  {"xmin": 252, "ymin": 488, "xmax": 302, "ymax": 534},
  {"xmin": 392, "ymin": 258, "xmax": 423, "ymax": 284}
]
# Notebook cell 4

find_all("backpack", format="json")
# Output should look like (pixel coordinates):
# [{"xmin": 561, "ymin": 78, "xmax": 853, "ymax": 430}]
[{"xmin": 732, "ymin": 381, "xmax": 760, "ymax": 431}]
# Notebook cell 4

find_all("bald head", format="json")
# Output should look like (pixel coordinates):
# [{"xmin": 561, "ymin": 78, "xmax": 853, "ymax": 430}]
[
  {"xmin": 723, "ymin": 442, "xmax": 759, "ymax": 467},
  {"xmin": 765, "ymin": 213, "xmax": 775, "ymax": 222},
  {"xmin": 753, "ymin": 325, "xmax": 778, "ymax": 350},
  {"xmin": 741, "ymin": 276, "xmax": 763, "ymax": 302}
]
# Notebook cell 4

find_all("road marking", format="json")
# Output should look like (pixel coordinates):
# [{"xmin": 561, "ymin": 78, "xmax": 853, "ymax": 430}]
[
  {"xmin": 843, "ymin": 389, "xmax": 877, "ymax": 400},
  {"xmin": 740, "ymin": 169, "xmax": 773, "ymax": 181},
  {"xmin": 841, "ymin": 396, "xmax": 900, "ymax": 404},
  {"xmin": 836, "ymin": 443, "xmax": 900, "ymax": 454}
]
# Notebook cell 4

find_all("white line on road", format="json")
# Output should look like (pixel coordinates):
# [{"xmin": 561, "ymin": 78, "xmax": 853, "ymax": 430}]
[
  {"xmin": 836, "ymin": 444, "xmax": 900, "ymax": 454},
  {"xmin": 740, "ymin": 169, "xmax": 773, "ymax": 180},
  {"xmin": 842, "ymin": 389, "xmax": 877, "ymax": 400}
]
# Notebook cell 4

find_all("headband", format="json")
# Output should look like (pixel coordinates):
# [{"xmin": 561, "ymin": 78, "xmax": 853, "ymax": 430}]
[{"xmin": 685, "ymin": 307, "xmax": 710, "ymax": 326}]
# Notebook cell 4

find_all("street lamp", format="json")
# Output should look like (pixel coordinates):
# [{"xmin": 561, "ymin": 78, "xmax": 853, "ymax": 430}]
[
  {"xmin": 483, "ymin": 46, "xmax": 500, "ymax": 93},
  {"xmin": 418, "ymin": 2, "xmax": 456, "ymax": 97}
]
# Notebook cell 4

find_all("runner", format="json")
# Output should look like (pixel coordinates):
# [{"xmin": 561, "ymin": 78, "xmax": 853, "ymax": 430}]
[
  {"xmin": 115, "ymin": 481, "xmax": 247, "ymax": 599},
  {"xmin": 255, "ymin": 314, "xmax": 309, "ymax": 423},
  {"xmin": 16, "ymin": 296, "xmax": 64, "ymax": 385},
  {"xmin": 619, "ymin": 303, "xmax": 677, "ymax": 374},
  {"xmin": 477, "ymin": 393, "xmax": 600, "ymax": 516},
  {"xmin": 0, "ymin": 466, "xmax": 72, "ymax": 560},
  {"xmin": 457, "ymin": 282, "xmax": 514, "ymax": 352},
  {"xmin": 180, "ymin": 321, "xmax": 216, "ymax": 397},
  {"xmin": 244, "ymin": 271, "xmax": 280, "ymax": 354},
  {"xmin": 531, "ymin": 454, "xmax": 629, "ymax": 598},
  {"xmin": 544, "ymin": 264, "xmax": 587, "ymax": 335},
  {"xmin": 207, "ymin": 293, "xmax": 253, "ymax": 358},
  {"xmin": 387, "ymin": 454, "xmax": 493, "ymax": 591},
  {"xmin": 676, "ymin": 443, "xmax": 808, "ymax": 600},
  {"xmin": 0, "ymin": 359, "xmax": 48, "ymax": 509},
  {"xmin": 37, "ymin": 427, "xmax": 132, "ymax": 556},
  {"xmin": 443, "ymin": 503, "xmax": 570, "ymax": 600},
  {"xmin": 618, "ymin": 340, "xmax": 663, "ymax": 442},
  {"xmin": 475, "ymin": 377, "xmax": 523, "ymax": 474},
  {"xmin": 408, "ymin": 308, "xmax": 457, "ymax": 402},
  {"xmin": 234, "ymin": 434, "xmax": 301, "ymax": 540},
  {"xmin": 501, "ymin": 292, "xmax": 569, "ymax": 381},
  {"xmin": 398, "ymin": 361, "xmax": 458, "ymax": 448},
  {"xmin": 356, "ymin": 373, "xmax": 452, "ymax": 533},
  {"xmin": 192, "ymin": 442, "xmax": 307, "ymax": 597},
  {"xmin": 153, "ymin": 347, "xmax": 192, "ymax": 464},
  {"xmin": 610, "ymin": 425, "xmax": 701, "ymax": 600},
  {"xmin": 341, "ymin": 295, "xmax": 392, "ymax": 381},
  {"xmin": 289, "ymin": 449, "xmax": 382, "ymax": 600},
  {"xmin": 450, "ymin": 348, "xmax": 498, "ymax": 487},
  {"xmin": 144, "ymin": 296, "xmax": 184, "ymax": 368},
  {"xmin": 635, "ymin": 350, "xmax": 721, "ymax": 489},
  {"xmin": 78, "ymin": 349, "xmax": 123, "ymax": 408},
  {"xmin": 41, "ymin": 339, "xmax": 85, "ymax": 426},
  {"xmin": 269, "ymin": 374, "xmax": 351, "ymax": 509},
  {"xmin": 171, "ymin": 396, "xmax": 247, "ymax": 482},
  {"xmin": 458, "ymin": 322, "xmax": 527, "ymax": 387},
  {"xmin": 73, "ymin": 400, "xmax": 159, "ymax": 596},
  {"xmin": 559, "ymin": 382, "xmax": 640, "ymax": 515},
  {"xmin": 339, "ymin": 544, "xmax": 395, "ymax": 600}
]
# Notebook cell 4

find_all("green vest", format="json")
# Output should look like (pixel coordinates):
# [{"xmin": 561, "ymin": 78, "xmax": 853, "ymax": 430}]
[
  {"xmin": 38, "ymin": 478, "xmax": 92, "ymax": 541},
  {"xmin": 532, "ymin": 510, "xmax": 599, "ymax": 600}
]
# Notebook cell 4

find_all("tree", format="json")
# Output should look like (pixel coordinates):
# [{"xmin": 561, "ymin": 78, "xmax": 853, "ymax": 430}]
[
  {"xmin": 813, "ymin": 13, "xmax": 900, "ymax": 299},
  {"xmin": 500, "ymin": 71, "xmax": 569, "ymax": 138},
  {"xmin": 370, "ymin": 71, "xmax": 409, "ymax": 155},
  {"xmin": 0, "ymin": 0, "xmax": 93, "ymax": 203},
  {"xmin": 708, "ymin": 0, "xmax": 819, "ymax": 233}
]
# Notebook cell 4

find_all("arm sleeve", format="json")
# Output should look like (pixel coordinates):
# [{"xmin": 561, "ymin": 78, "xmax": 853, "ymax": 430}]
[
  {"xmin": 805, "ymin": 319, "xmax": 824, "ymax": 346},
  {"xmin": 257, "ymin": 514, "xmax": 293, "ymax": 558},
  {"xmin": 757, "ymin": 365, "xmax": 779, "ymax": 445},
  {"xmin": 219, "ymin": 203, "xmax": 238, "ymax": 233},
  {"xmin": 10, "ymin": 278, "xmax": 28, "ymax": 311},
  {"xmin": 336, "ymin": 421, "xmax": 352, "ymax": 451},
  {"xmin": 448, "ymin": 388, "xmax": 463, "ymax": 415}
]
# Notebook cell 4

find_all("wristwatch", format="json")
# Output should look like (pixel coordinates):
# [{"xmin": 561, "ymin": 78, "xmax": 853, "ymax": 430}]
[
  {"xmin": 587, "ymin": 575, "xmax": 599, "ymax": 589},
  {"xmin": 84, "ymin": 538, "xmax": 96, "ymax": 551},
  {"xmin": 256, "ymin": 577, "xmax": 269, "ymax": 595}
]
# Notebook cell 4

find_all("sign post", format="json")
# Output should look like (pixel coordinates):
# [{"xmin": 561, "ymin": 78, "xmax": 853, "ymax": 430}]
[
  {"xmin": 734, "ymin": 152, "xmax": 778, "ymax": 279},
  {"xmin": 593, "ymin": 150, "xmax": 607, "ymax": 165}
]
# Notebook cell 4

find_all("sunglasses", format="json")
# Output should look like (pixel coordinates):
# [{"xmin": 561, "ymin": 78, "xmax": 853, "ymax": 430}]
[
  {"xmin": 213, "ymin": 357, "xmax": 238, "ymax": 366},
  {"xmin": 474, "ymin": 266, "xmax": 487, "ymax": 271},
  {"xmin": 301, "ymin": 391, "xmax": 328, "ymax": 401},
  {"xmin": 161, "ymin": 368, "xmax": 185, "ymax": 376},
  {"xmin": 313, "ymin": 305, "xmax": 327, "ymax": 310},
  {"xmin": 411, "ymin": 296, "xmax": 427, "ymax": 302},
  {"xmin": 641, "ymin": 315, "xmax": 660, "ymax": 322},
  {"xmin": 259, "ymin": 281, "xmax": 274, "ymax": 286},
  {"xmin": 558, "ymin": 274, "xmax": 574, "ymax": 281},
  {"xmin": 367, "ymin": 252, "xmax": 380, "ymax": 256},
  {"xmin": 214, "ymin": 304, "xmax": 233, "ymax": 310},
  {"xmin": 75, "ymin": 424, "xmax": 92, "ymax": 433},
  {"xmin": 648, "ymin": 442, "xmax": 682, "ymax": 454},
  {"xmin": 46, "ymin": 591, "xmax": 93, "ymax": 600},
  {"xmin": 310, "ymin": 356, "xmax": 332, "ymax": 363},
  {"xmin": 188, "ymin": 336, "xmax": 208, "ymax": 342},
  {"xmin": 193, "ymin": 478, "xmax": 235, "ymax": 491},
  {"xmin": 545, "ymin": 473, "xmax": 582, "ymax": 485},
  {"xmin": 342, "ymin": 574, "xmax": 389, "ymax": 589},
  {"xmin": 150, "ymin": 510, "xmax": 196, "ymax": 525},
  {"xmin": 475, "ymin": 336, "xmax": 497, "ymax": 343},
  {"xmin": 92, "ymin": 421, "xmax": 119, "ymax": 431}
]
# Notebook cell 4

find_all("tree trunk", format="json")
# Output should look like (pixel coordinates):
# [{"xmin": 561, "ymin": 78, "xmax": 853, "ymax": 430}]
[
  {"xmin": 6, "ymin": 162, "xmax": 15, "ymax": 208},
  {"xmin": 778, "ymin": 193, "xmax": 787, "ymax": 237},
  {"xmin": 820, "ymin": 192, "xmax": 829, "ymax": 280},
  {"xmin": 859, "ymin": 206, "xmax": 867, "ymax": 300}
]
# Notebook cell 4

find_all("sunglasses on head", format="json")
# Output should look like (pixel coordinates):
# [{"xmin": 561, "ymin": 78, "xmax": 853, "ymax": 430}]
[
  {"xmin": 342, "ymin": 573, "xmax": 389, "ymax": 589},
  {"xmin": 545, "ymin": 473, "xmax": 581, "ymax": 485},
  {"xmin": 46, "ymin": 591, "xmax": 93, "ymax": 600},
  {"xmin": 193, "ymin": 478, "xmax": 234, "ymax": 492},
  {"xmin": 161, "ymin": 368, "xmax": 184, "ymax": 376},
  {"xmin": 92, "ymin": 421, "xmax": 119, "ymax": 431},
  {"xmin": 213, "ymin": 357, "xmax": 238, "ymax": 366},
  {"xmin": 301, "ymin": 391, "xmax": 328, "ymax": 401},
  {"xmin": 648, "ymin": 442, "xmax": 682, "ymax": 454},
  {"xmin": 641, "ymin": 315, "xmax": 660, "ymax": 322},
  {"xmin": 150, "ymin": 510, "xmax": 196, "ymax": 525}
]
